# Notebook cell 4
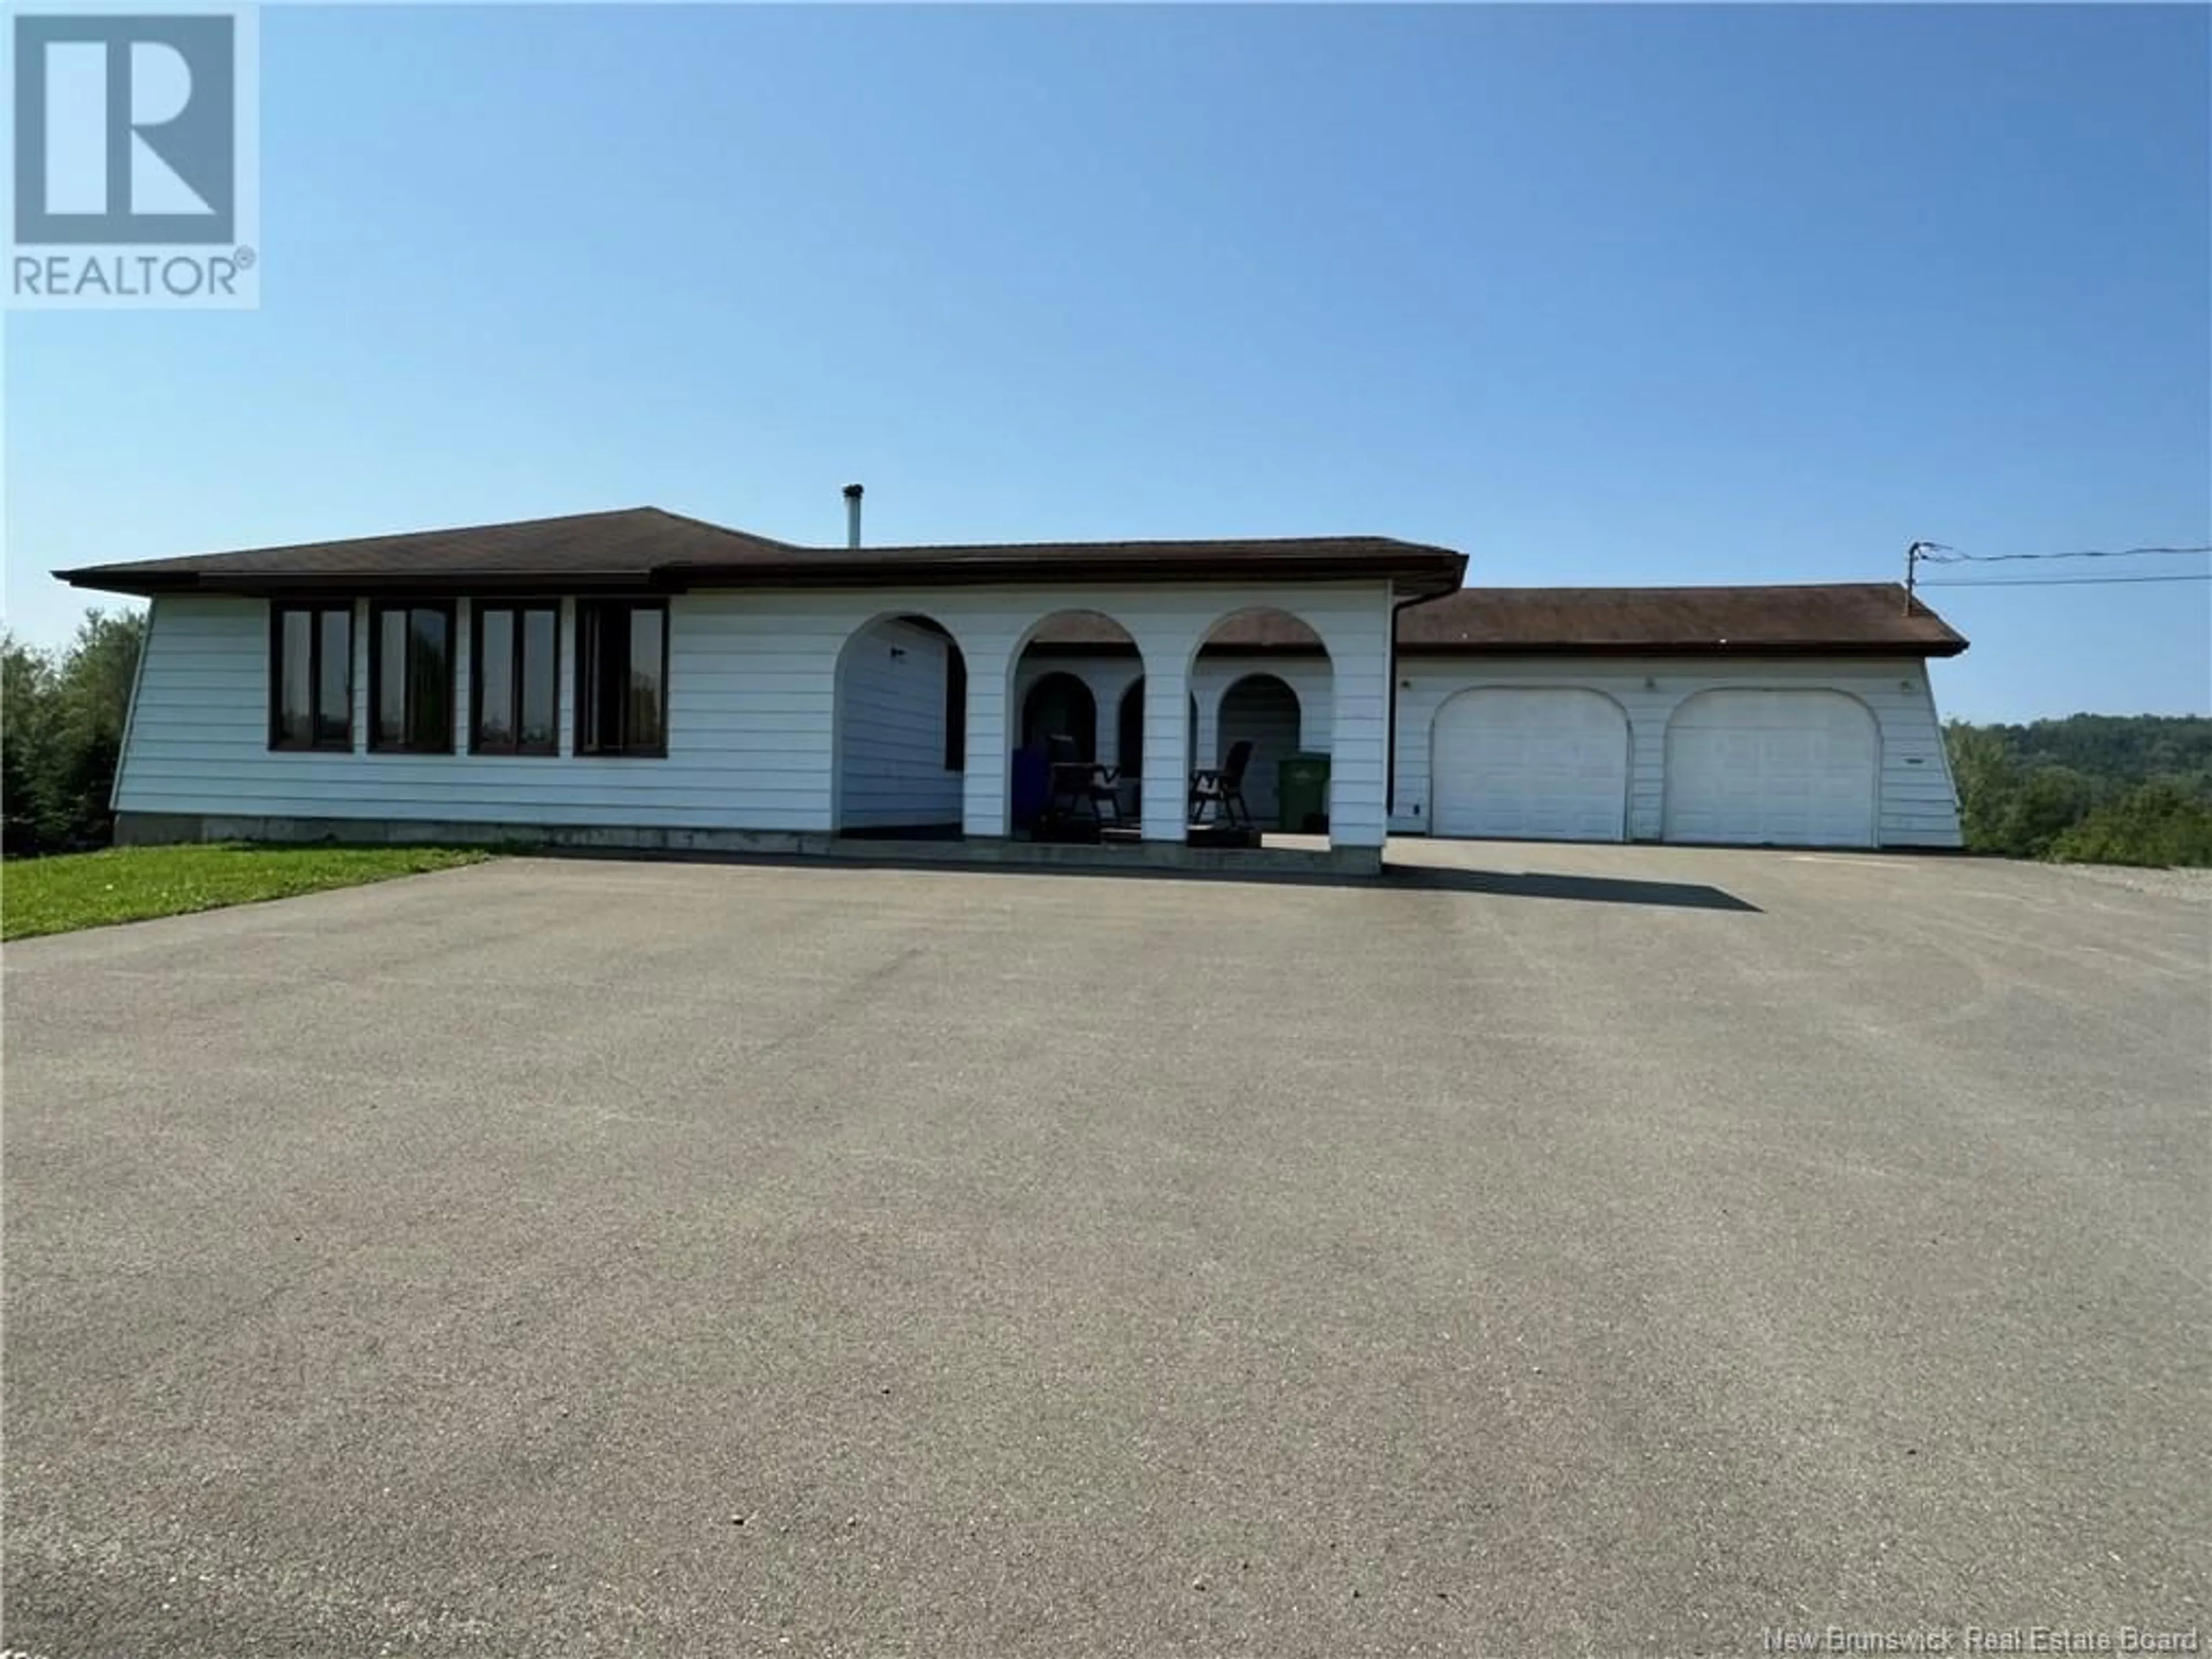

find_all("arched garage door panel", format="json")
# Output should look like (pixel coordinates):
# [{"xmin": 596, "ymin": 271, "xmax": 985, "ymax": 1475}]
[
  {"xmin": 1431, "ymin": 688, "xmax": 1630, "ymax": 842},
  {"xmin": 1664, "ymin": 690, "xmax": 1878, "ymax": 847}
]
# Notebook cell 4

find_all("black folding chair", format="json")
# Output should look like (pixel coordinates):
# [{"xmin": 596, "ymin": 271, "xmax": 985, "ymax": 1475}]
[
  {"xmin": 1043, "ymin": 733, "xmax": 1122, "ymax": 833},
  {"xmin": 1188, "ymin": 738, "xmax": 1255, "ymax": 830}
]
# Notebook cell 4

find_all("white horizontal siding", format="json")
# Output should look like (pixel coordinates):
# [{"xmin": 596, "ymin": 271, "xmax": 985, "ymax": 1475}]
[
  {"xmin": 1388, "ymin": 656, "xmax": 1963, "ymax": 849},
  {"xmin": 116, "ymin": 584, "xmax": 1397, "ymax": 844},
  {"xmin": 116, "ymin": 594, "xmax": 836, "ymax": 831}
]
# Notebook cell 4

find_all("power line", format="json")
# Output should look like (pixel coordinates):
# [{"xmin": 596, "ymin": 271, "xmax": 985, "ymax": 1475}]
[
  {"xmin": 1916, "ymin": 571, "xmax": 2212, "ymax": 589},
  {"xmin": 1903, "ymin": 537, "xmax": 2211, "ymax": 607},
  {"xmin": 1913, "ymin": 542, "xmax": 2212, "ymax": 565}
]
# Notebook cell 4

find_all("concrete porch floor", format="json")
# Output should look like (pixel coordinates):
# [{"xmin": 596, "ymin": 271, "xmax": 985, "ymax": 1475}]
[{"xmin": 821, "ymin": 830, "xmax": 1368, "ymax": 877}]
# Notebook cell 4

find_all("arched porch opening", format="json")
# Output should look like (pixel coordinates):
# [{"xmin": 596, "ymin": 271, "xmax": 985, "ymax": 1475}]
[
  {"xmin": 831, "ymin": 612, "xmax": 968, "ymax": 838},
  {"xmin": 1022, "ymin": 671, "xmax": 1097, "ymax": 759},
  {"xmin": 1215, "ymin": 673, "xmax": 1305, "ymax": 829},
  {"xmin": 1009, "ymin": 610, "xmax": 1141, "ymax": 841},
  {"xmin": 1191, "ymin": 607, "xmax": 1335, "ymax": 843}
]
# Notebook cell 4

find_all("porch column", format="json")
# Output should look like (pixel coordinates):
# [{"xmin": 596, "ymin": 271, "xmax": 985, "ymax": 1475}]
[
  {"xmin": 962, "ymin": 635, "xmax": 1014, "ymax": 838},
  {"xmin": 1328, "ymin": 646, "xmax": 1390, "ymax": 848},
  {"xmin": 1139, "ymin": 665, "xmax": 1192, "ymax": 843}
]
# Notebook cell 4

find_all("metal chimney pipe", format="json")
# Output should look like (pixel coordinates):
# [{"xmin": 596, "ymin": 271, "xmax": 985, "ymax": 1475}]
[{"xmin": 843, "ymin": 483, "xmax": 863, "ymax": 549}]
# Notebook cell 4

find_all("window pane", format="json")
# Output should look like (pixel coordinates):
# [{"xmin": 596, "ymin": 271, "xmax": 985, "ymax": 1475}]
[
  {"xmin": 520, "ymin": 608, "xmax": 558, "ymax": 748},
  {"xmin": 628, "ymin": 607, "xmax": 664, "ymax": 751},
  {"xmin": 375, "ymin": 609, "xmax": 408, "ymax": 747},
  {"xmin": 276, "ymin": 608, "xmax": 313, "ymax": 745},
  {"xmin": 578, "ymin": 605, "xmax": 609, "ymax": 752},
  {"xmin": 407, "ymin": 608, "xmax": 450, "ymax": 752},
  {"xmin": 581, "ymin": 604, "xmax": 627, "ymax": 752},
  {"xmin": 478, "ymin": 608, "xmax": 515, "ymax": 745},
  {"xmin": 316, "ymin": 608, "xmax": 351, "ymax": 746}
]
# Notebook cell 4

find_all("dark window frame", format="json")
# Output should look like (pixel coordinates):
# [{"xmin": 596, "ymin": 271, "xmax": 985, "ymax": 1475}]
[
  {"xmin": 268, "ymin": 600, "xmax": 355, "ymax": 752},
  {"xmin": 368, "ymin": 600, "xmax": 457, "ymax": 755},
  {"xmin": 574, "ymin": 598, "xmax": 671, "ymax": 759},
  {"xmin": 470, "ymin": 599, "xmax": 563, "ymax": 757}
]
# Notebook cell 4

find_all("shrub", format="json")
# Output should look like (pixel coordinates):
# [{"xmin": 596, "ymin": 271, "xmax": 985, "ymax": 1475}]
[
  {"xmin": 1, "ymin": 609, "xmax": 145, "ymax": 857},
  {"xmin": 2047, "ymin": 782, "xmax": 2212, "ymax": 868}
]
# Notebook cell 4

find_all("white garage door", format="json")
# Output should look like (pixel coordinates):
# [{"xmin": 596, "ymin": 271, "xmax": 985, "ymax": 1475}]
[
  {"xmin": 1664, "ymin": 690, "xmax": 1879, "ymax": 847},
  {"xmin": 1431, "ymin": 688, "xmax": 1630, "ymax": 842}
]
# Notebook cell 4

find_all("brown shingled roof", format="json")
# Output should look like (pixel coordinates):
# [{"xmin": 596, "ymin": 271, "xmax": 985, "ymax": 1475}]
[
  {"xmin": 53, "ymin": 509, "xmax": 797, "ymax": 588},
  {"xmin": 52, "ymin": 507, "xmax": 1467, "ymax": 599},
  {"xmin": 1032, "ymin": 583, "xmax": 1965, "ymax": 657},
  {"xmin": 1394, "ymin": 584, "xmax": 1967, "ymax": 656},
  {"xmin": 51, "ymin": 516, "xmax": 1962, "ymax": 657}
]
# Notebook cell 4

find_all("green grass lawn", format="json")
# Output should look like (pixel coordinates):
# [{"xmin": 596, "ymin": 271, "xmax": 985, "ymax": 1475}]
[{"xmin": 2, "ymin": 843, "xmax": 492, "ymax": 941}]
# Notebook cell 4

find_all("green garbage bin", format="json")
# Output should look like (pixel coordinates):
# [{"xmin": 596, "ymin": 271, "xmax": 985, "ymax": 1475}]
[{"xmin": 1277, "ymin": 752, "xmax": 1331, "ymax": 834}]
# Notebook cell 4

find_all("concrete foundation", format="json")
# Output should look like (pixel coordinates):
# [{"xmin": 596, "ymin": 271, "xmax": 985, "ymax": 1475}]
[{"xmin": 112, "ymin": 812, "xmax": 1383, "ymax": 878}]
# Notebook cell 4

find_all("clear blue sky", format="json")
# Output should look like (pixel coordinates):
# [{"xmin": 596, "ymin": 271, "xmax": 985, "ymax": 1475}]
[{"xmin": 6, "ymin": 3, "xmax": 2207, "ymax": 721}]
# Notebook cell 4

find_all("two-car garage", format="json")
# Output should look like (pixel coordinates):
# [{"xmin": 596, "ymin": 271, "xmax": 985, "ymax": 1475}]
[
  {"xmin": 1427, "ymin": 685, "xmax": 1880, "ymax": 847},
  {"xmin": 1399, "ymin": 584, "xmax": 1968, "ymax": 851}
]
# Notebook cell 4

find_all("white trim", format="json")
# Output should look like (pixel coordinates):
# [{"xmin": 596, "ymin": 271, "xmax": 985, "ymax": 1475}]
[{"xmin": 107, "ymin": 601, "xmax": 157, "ymax": 811}]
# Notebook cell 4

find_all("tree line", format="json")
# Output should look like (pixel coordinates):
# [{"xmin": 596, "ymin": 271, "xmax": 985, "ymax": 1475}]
[
  {"xmin": 3, "ymin": 609, "xmax": 147, "ymax": 857},
  {"xmin": 3, "ymin": 608, "xmax": 2207, "ymax": 866},
  {"xmin": 1944, "ymin": 713, "xmax": 2212, "ymax": 868}
]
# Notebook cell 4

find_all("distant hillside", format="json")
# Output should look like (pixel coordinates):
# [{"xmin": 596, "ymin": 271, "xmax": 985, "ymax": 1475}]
[{"xmin": 1944, "ymin": 714, "xmax": 2212, "ymax": 868}]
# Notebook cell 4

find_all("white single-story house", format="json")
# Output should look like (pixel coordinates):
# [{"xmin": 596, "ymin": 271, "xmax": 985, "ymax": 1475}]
[{"xmin": 56, "ymin": 497, "xmax": 1969, "ymax": 873}]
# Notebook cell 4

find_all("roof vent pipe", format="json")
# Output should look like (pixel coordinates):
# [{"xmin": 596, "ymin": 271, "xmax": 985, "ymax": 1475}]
[{"xmin": 843, "ymin": 483, "xmax": 863, "ymax": 549}]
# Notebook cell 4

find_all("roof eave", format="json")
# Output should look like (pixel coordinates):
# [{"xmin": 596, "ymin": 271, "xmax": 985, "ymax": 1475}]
[
  {"xmin": 54, "ymin": 566, "xmax": 201, "ymax": 597},
  {"xmin": 657, "ymin": 551, "xmax": 1467, "ymax": 593},
  {"xmin": 55, "ymin": 535, "xmax": 1467, "ymax": 599},
  {"xmin": 1398, "ymin": 638, "xmax": 1969, "ymax": 659},
  {"xmin": 53, "ymin": 568, "xmax": 673, "ymax": 598}
]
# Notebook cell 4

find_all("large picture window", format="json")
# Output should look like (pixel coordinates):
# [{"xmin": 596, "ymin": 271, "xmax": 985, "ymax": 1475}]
[
  {"xmin": 270, "ymin": 601, "xmax": 354, "ymax": 751},
  {"xmin": 575, "ymin": 600, "xmax": 668, "ymax": 757},
  {"xmin": 369, "ymin": 602, "xmax": 454, "ymax": 753},
  {"xmin": 471, "ymin": 601, "xmax": 560, "ymax": 756}
]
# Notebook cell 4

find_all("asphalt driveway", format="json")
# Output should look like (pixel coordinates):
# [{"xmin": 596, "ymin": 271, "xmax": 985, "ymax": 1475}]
[{"xmin": 4, "ymin": 844, "xmax": 2206, "ymax": 1658}]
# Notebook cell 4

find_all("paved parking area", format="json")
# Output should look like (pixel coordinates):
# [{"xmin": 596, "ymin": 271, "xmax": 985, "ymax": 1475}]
[{"xmin": 4, "ymin": 843, "xmax": 2207, "ymax": 1657}]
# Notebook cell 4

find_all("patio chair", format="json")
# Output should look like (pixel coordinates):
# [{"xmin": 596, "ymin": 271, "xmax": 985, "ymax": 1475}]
[
  {"xmin": 1188, "ymin": 739, "xmax": 1255, "ymax": 830},
  {"xmin": 1042, "ymin": 734, "xmax": 1122, "ymax": 835}
]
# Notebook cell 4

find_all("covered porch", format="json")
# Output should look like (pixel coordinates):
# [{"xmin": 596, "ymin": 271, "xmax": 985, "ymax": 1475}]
[
  {"xmin": 1007, "ymin": 607, "xmax": 1337, "ymax": 847},
  {"xmin": 827, "ymin": 573, "xmax": 1423, "ymax": 861}
]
